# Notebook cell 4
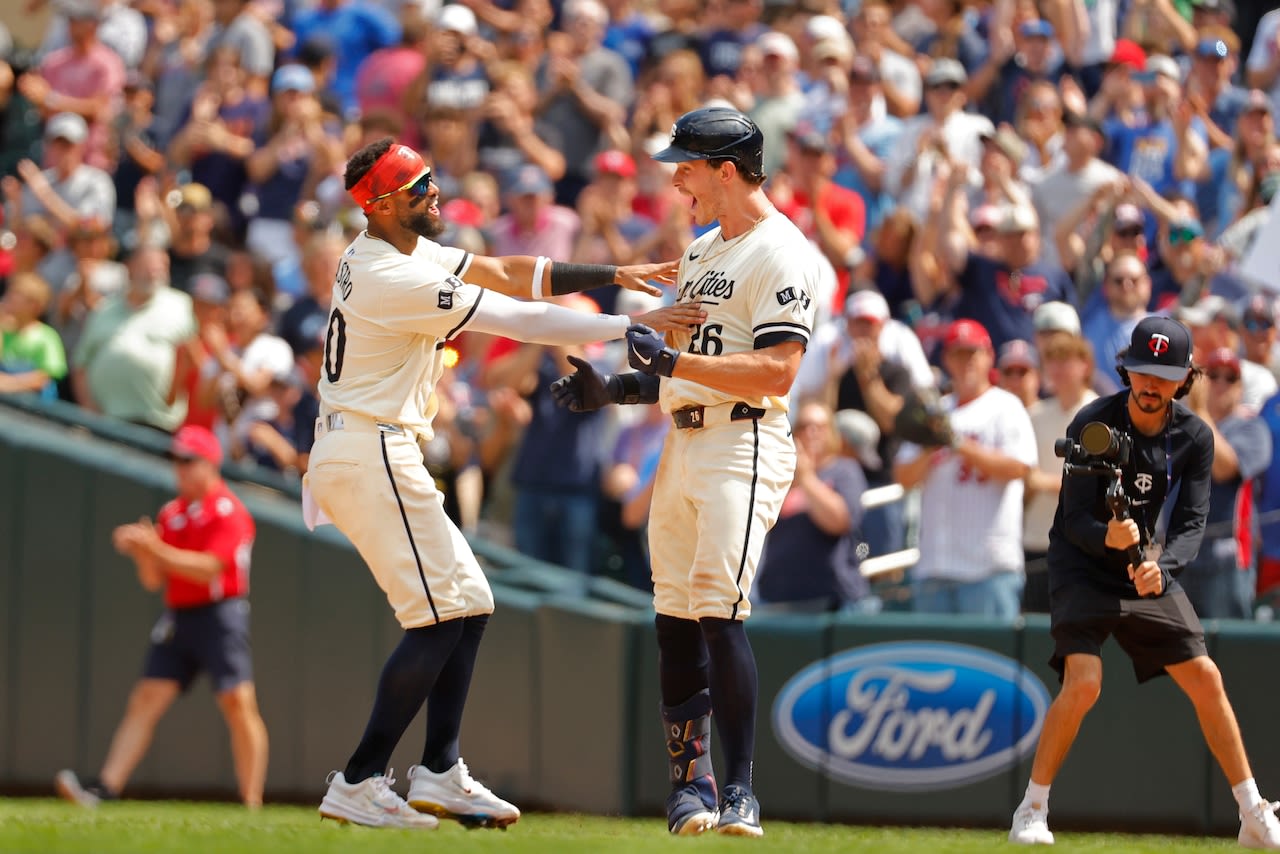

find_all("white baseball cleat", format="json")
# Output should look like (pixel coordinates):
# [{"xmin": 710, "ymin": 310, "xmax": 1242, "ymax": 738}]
[
  {"xmin": 1009, "ymin": 803, "xmax": 1054, "ymax": 845},
  {"xmin": 407, "ymin": 759, "xmax": 521, "ymax": 829},
  {"xmin": 1240, "ymin": 800, "xmax": 1280, "ymax": 849},
  {"xmin": 318, "ymin": 769, "xmax": 439, "ymax": 829}
]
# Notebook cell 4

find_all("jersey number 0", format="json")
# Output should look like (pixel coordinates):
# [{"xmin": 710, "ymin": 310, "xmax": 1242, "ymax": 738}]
[{"xmin": 324, "ymin": 308, "xmax": 347, "ymax": 383}]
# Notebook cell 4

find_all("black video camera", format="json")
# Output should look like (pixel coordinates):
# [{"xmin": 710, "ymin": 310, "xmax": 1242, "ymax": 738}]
[
  {"xmin": 1054, "ymin": 421, "xmax": 1133, "ymax": 475},
  {"xmin": 1054, "ymin": 421, "xmax": 1143, "ymax": 567}
]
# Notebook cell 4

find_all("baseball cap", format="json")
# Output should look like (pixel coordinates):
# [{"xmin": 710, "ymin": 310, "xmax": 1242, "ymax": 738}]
[
  {"xmin": 789, "ymin": 125, "xmax": 832, "ymax": 155},
  {"xmin": 1195, "ymin": 38, "xmax": 1230, "ymax": 59},
  {"xmin": 272, "ymin": 64, "xmax": 315, "ymax": 94},
  {"xmin": 1144, "ymin": 54, "xmax": 1181, "ymax": 82},
  {"xmin": 834, "ymin": 409, "xmax": 883, "ymax": 469},
  {"xmin": 813, "ymin": 38, "xmax": 854, "ymax": 64},
  {"xmin": 508, "ymin": 164, "xmax": 552, "ymax": 195},
  {"xmin": 980, "ymin": 127, "xmax": 1028, "ymax": 164},
  {"xmin": 1243, "ymin": 294, "xmax": 1276, "ymax": 328},
  {"xmin": 844, "ymin": 289, "xmax": 890, "ymax": 322},
  {"xmin": 1109, "ymin": 38, "xmax": 1147, "ymax": 71},
  {"xmin": 1176, "ymin": 294, "xmax": 1227, "ymax": 328},
  {"xmin": 998, "ymin": 204, "xmax": 1039, "ymax": 234},
  {"xmin": 1034, "ymin": 301, "xmax": 1082, "ymax": 335},
  {"xmin": 1020, "ymin": 19, "xmax": 1055, "ymax": 39},
  {"xmin": 58, "ymin": 0, "xmax": 103, "ymax": 20},
  {"xmin": 849, "ymin": 56, "xmax": 881, "ymax": 83},
  {"xmin": 943, "ymin": 318, "xmax": 992, "ymax": 351},
  {"xmin": 1168, "ymin": 218, "xmax": 1204, "ymax": 244},
  {"xmin": 1119, "ymin": 315, "xmax": 1193, "ymax": 380},
  {"xmin": 998, "ymin": 339, "xmax": 1039, "ymax": 371},
  {"xmin": 1114, "ymin": 203, "xmax": 1144, "ymax": 228},
  {"xmin": 176, "ymin": 182, "xmax": 213, "ymax": 212},
  {"xmin": 437, "ymin": 3, "xmax": 478, "ymax": 35},
  {"xmin": 45, "ymin": 112, "xmax": 88, "ymax": 143},
  {"xmin": 441, "ymin": 197, "xmax": 484, "ymax": 228},
  {"xmin": 1245, "ymin": 89, "xmax": 1273, "ymax": 115},
  {"xmin": 170, "ymin": 424, "xmax": 223, "ymax": 466},
  {"xmin": 971, "ymin": 203, "xmax": 1002, "ymax": 231},
  {"xmin": 758, "ymin": 31, "xmax": 798, "ymax": 63},
  {"xmin": 594, "ymin": 149, "xmax": 636, "ymax": 178},
  {"xmin": 1063, "ymin": 110, "xmax": 1106, "ymax": 143},
  {"xmin": 190, "ymin": 273, "xmax": 229, "ymax": 305},
  {"xmin": 925, "ymin": 58, "xmax": 967, "ymax": 88},
  {"xmin": 805, "ymin": 14, "xmax": 847, "ymax": 43},
  {"xmin": 1203, "ymin": 346, "xmax": 1241, "ymax": 372}
]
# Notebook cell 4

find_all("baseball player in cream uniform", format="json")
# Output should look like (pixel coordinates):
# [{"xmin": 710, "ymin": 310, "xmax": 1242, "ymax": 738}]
[
  {"xmin": 551, "ymin": 107, "xmax": 819, "ymax": 838},
  {"xmin": 307, "ymin": 138, "xmax": 701, "ymax": 830}
]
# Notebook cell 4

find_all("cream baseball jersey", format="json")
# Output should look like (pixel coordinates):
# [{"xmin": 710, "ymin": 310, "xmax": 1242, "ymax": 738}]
[
  {"xmin": 318, "ymin": 232, "xmax": 480, "ymax": 436},
  {"xmin": 660, "ymin": 213, "xmax": 820, "ymax": 413}
]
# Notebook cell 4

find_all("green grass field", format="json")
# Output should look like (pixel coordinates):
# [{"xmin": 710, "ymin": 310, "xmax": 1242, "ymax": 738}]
[{"xmin": 0, "ymin": 799, "xmax": 1243, "ymax": 853}]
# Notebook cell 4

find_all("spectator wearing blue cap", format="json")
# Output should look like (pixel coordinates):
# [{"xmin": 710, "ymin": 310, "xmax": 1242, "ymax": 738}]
[
  {"xmin": 1187, "ymin": 27, "xmax": 1248, "ymax": 147},
  {"xmin": 489, "ymin": 164, "xmax": 580, "ymax": 260},
  {"xmin": 973, "ymin": 17, "xmax": 1067, "ymax": 127},
  {"xmin": 289, "ymin": 0, "xmax": 400, "ymax": 120},
  {"xmin": 243, "ymin": 65, "xmax": 343, "ymax": 272}
]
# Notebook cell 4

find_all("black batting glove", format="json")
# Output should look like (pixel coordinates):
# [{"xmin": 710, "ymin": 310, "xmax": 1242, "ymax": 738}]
[
  {"xmin": 550, "ymin": 355, "xmax": 622, "ymax": 412},
  {"xmin": 626, "ymin": 323, "xmax": 680, "ymax": 377}
]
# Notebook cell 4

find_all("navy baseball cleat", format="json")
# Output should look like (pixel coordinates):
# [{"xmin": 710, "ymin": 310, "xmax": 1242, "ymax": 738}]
[
  {"xmin": 667, "ymin": 782, "xmax": 719, "ymax": 835},
  {"xmin": 662, "ymin": 688, "xmax": 718, "ymax": 835},
  {"xmin": 717, "ymin": 784, "xmax": 763, "ymax": 837}
]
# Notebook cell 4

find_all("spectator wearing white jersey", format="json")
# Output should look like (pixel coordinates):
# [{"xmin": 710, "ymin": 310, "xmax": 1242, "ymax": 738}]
[{"xmin": 893, "ymin": 319, "xmax": 1038, "ymax": 619}]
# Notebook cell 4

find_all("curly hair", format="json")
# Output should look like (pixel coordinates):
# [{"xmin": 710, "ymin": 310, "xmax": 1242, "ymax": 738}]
[{"xmin": 344, "ymin": 137, "xmax": 395, "ymax": 191}]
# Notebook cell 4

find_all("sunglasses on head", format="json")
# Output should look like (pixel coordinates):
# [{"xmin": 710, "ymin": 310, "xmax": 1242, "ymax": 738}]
[
  {"xmin": 1168, "ymin": 225, "xmax": 1201, "ymax": 245},
  {"xmin": 1207, "ymin": 371, "xmax": 1240, "ymax": 383},
  {"xmin": 366, "ymin": 169, "xmax": 433, "ymax": 206}
]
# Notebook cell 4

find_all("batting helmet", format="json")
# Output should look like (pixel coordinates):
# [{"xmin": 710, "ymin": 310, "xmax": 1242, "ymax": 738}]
[{"xmin": 651, "ymin": 107, "xmax": 765, "ymax": 179}]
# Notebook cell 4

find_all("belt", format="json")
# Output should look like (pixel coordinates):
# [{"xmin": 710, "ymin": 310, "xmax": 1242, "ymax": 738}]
[
  {"xmin": 672, "ymin": 402, "xmax": 767, "ymax": 430},
  {"xmin": 315, "ymin": 411, "xmax": 406, "ymax": 440}
]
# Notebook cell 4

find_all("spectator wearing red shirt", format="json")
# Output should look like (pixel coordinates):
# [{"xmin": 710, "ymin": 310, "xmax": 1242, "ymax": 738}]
[
  {"xmin": 770, "ymin": 126, "xmax": 867, "ymax": 315},
  {"xmin": 55, "ymin": 426, "xmax": 269, "ymax": 809}
]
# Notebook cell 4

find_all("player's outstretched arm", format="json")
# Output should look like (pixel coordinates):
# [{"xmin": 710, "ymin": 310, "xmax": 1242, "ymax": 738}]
[
  {"xmin": 551, "ymin": 356, "xmax": 660, "ymax": 412},
  {"xmin": 463, "ymin": 255, "xmax": 679, "ymax": 300},
  {"xmin": 463, "ymin": 290, "xmax": 704, "ymax": 346}
]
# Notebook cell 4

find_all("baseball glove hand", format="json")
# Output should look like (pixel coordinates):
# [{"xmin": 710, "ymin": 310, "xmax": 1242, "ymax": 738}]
[
  {"xmin": 550, "ymin": 355, "xmax": 621, "ymax": 412},
  {"xmin": 893, "ymin": 389, "xmax": 955, "ymax": 448}
]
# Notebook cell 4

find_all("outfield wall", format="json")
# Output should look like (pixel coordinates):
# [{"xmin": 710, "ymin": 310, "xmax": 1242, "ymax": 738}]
[{"xmin": 1, "ymin": 401, "xmax": 1278, "ymax": 832}]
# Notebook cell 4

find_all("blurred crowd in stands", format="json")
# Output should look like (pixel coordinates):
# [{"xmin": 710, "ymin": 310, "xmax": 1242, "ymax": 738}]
[{"xmin": 5, "ymin": 0, "xmax": 1280, "ymax": 620}]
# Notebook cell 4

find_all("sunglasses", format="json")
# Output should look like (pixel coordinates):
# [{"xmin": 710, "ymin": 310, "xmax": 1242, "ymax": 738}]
[
  {"xmin": 366, "ymin": 169, "xmax": 433, "ymax": 206},
  {"xmin": 1207, "ymin": 371, "xmax": 1240, "ymax": 383},
  {"xmin": 1245, "ymin": 317, "xmax": 1275, "ymax": 333},
  {"xmin": 927, "ymin": 82, "xmax": 961, "ymax": 93},
  {"xmin": 1115, "ymin": 225, "xmax": 1143, "ymax": 238},
  {"xmin": 1168, "ymin": 225, "xmax": 1202, "ymax": 245},
  {"xmin": 1108, "ymin": 272, "xmax": 1143, "ymax": 285}
]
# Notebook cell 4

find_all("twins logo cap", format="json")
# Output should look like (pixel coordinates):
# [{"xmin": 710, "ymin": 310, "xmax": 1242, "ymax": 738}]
[{"xmin": 1120, "ymin": 315, "xmax": 1193, "ymax": 381}]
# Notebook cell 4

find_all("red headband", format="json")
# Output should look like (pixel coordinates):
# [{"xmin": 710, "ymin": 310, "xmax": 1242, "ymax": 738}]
[{"xmin": 350, "ymin": 144, "xmax": 428, "ymax": 210}]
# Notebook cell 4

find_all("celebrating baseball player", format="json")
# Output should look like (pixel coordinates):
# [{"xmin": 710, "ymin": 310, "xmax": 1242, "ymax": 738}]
[
  {"xmin": 305, "ymin": 138, "xmax": 703, "ymax": 830},
  {"xmin": 551, "ymin": 107, "xmax": 820, "ymax": 837}
]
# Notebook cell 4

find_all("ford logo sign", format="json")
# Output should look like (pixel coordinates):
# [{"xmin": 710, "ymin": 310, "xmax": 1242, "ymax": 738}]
[{"xmin": 772, "ymin": 642, "xmax": 1051, "ymax": 791}]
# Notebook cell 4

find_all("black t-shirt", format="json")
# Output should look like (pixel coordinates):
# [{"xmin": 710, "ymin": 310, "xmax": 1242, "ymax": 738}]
[
  {"xmin": 169, "ymin": 244, "xmax": 231, "ymax": 295},
  {"xmin": 1047, "ymin": 392, "xmax": 1213, "ymax": 598},
  {"xmin": 835, "ymin": 359, "xmax": 912, "ymax": 486}
]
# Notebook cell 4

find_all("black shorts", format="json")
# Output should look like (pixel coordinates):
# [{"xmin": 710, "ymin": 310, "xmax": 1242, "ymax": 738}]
[
  {"xmin": 1049, "ymin": 583, "xmax": 1207, "ymax": 684},
  {"xmin": 142, "ymin": 599, "xmax": 254, "ymax": 693}
]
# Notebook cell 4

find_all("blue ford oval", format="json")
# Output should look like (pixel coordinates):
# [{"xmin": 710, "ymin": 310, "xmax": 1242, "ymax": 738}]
[{"xmin": 772, "ymin": 641, "xmax": 1051, "ymax": 791}]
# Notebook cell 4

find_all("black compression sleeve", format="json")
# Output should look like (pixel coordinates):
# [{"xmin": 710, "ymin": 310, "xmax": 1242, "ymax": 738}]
[
  {"xmin": 616, "ymin": 372, "xmax": 661, "ymax": 405},
  {"xmin": 550, "ymin": 262, "xmax": 618, "ymax": 295}
]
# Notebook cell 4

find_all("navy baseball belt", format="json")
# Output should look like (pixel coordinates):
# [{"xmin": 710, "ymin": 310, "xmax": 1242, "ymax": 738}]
[{"xmin": 671, "ymin": 402, "xmax": 767, "ymax": 430}]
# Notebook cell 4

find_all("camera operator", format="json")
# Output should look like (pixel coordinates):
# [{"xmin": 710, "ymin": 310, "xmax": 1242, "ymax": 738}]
[{"xmin": 1010, "ymin": 316, "xmax": 1280, "ymax": 848}]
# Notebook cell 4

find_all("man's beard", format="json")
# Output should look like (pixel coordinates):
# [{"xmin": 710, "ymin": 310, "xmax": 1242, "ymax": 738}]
[
  {"xmin": 1132, "ymin": 388, "xmax": 1167, "ymax": 413},
  {"xmin": 405, "ymin": 203, "xmax": 445, "ymax": 239}
]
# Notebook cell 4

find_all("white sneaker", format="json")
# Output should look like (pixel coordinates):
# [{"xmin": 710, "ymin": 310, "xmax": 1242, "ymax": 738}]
[
  {"xmin": 1009, "ymin": 803, "xmax": 1054, "ymax": 845},
  {"xmin": 55, "ymin": 770, "xmax": 101, "ymax": 808},
  {"xmin": 318, "ymin": 769, "xmax": 439, "ymax": 829},
  {"xmin": 1240, "ymin": 800, "xmax": 1280, "ymax": 849},
  {"xmin": 407, "ymin": 759, "xmax": 521, "ymax": 828}
]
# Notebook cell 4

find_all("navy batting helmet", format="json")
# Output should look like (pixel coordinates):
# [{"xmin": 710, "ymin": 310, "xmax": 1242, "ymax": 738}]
[{"xmin": 652, "ymin": 107, "xmax": 765, "ymax": 178}]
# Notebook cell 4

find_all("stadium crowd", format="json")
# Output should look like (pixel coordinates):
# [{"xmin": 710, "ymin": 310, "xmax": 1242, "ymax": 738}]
[{"xmin": 4, "ymin": 0, "xmax": 1280, "ymax": 619}]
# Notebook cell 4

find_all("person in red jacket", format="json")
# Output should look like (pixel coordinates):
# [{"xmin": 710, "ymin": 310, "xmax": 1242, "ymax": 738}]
[{"xmin": 55, "ymin": 425, "xmax": 269, "ymax": 808}]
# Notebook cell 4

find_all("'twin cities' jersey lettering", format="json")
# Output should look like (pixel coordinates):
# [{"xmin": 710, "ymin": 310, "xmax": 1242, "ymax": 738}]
[{"xmin": 659, "ymin": 213, "xmax": 820, "ymax": 415}]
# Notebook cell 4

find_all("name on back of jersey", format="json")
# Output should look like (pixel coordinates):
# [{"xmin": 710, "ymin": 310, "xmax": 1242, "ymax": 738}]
[{"xmin": 335, "ymin": 258, "xmax": 353, "ymax": 300}]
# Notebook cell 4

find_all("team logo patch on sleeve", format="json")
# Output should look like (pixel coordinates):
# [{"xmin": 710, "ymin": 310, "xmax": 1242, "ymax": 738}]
[
  {"xmin": 438, "ymin": 291, "xmax": 454, "ymax": 309},
  {"xmin": 776, "ymin": 287, "xmax": 811, "ymax": 310}
]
